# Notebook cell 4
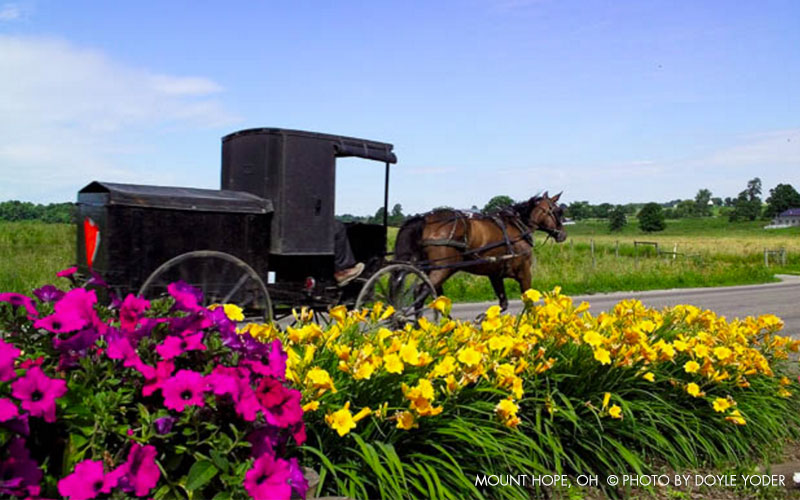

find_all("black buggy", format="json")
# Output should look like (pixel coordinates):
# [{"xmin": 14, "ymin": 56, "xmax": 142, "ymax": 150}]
[{"xmin": 76, "ymin": 128, "xmax": 436, "ymax": 321}]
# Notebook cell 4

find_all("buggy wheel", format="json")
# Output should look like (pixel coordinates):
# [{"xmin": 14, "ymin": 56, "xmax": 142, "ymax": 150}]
[
  {"xmin": 138, "ymin": 250, "xmax": 272, "ymax": 322},
  {"xmin": 355, "ymin": 264, "xmax": 438, "ymax": 327}
]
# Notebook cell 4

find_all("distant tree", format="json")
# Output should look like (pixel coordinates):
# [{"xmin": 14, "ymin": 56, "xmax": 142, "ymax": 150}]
[
  {"xmin": 608, "ymin": 206, "xmax": 627, "ymax": 232},
  {"xmin": 694, "ymin": 189, "xmax": 712, "ymax": 216},
  {"xmin": 711, "ymin": 197, "xmax": 723, "ymax": 207},
  {"xmin": 723, "ymin": 197, "xmax": 734, "ymax": 207},
  {"xmin": 592, "ymin": 202, "xmax": 613, "ymax": 219},
  {"xmin": 482, "ymin": 195, "xmax": 514, "ymax": 214},
  {"xmin": 673, "ymin": 200, "xmax": 696, "ymax": 218},
  {"xmin": 637, "ymin": 203, "xmax": 666, "ymax": 232},
  {"xmin": 470, "ymin": 205, "xmax": 479, "ymax": 212},
  {"xmin": 369, "ymin": 206, "xmax": 387, "ymax": 224},
  {"xmin": 387, "ymin": 203, "xmax": 404, "ymax": 226},
  {"xmin": 566, "ymin": 201, "xmax": 592, "ymax": 220},
  {"xmin": 729, "ymin": 178, "xmax": 764, "ymax": 221},
  {"xmin": 764, "ymin": 183, "xmax": 800, "ymax": 218}
]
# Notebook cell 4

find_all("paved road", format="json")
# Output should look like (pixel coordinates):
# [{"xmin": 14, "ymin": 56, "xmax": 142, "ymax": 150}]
[{"xmin": 451, "ymin": 275, "xmax": 800, "ymax": 337}]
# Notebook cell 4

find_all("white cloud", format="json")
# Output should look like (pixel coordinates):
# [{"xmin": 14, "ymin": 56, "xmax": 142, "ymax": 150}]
[{"xmin": 0, "ymin": 35, "xmax": 239, "ymax": 202}]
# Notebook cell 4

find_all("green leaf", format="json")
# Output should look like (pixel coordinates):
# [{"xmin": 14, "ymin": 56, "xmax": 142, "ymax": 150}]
[{"xmin": 185, "ymin": 460, "xmax": 219, "ymax": 492}]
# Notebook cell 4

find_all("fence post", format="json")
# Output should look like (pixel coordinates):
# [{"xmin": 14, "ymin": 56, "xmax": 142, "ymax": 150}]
[
  {"xmin": 591, "ymin": 239, "xmax": 596, "ymax": 269},
  {"xmin": 782, "ymin": 248, "xmax": 787, "ymax": 266},
  {"xmin": 615, "ymin": 240, "xmax": 619, "ymax": 258},
  {"xmin": 764, "ymin": 248, "xmax": 769, "ymax": 267}
]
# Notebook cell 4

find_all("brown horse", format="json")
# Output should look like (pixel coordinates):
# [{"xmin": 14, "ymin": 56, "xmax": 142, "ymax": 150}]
[{"xmin": 394, "ymin": 192, "xmax": 567, "ymax": 310}]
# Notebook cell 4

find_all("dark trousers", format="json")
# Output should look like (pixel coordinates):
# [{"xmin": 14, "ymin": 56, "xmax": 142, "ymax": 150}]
[{"xmin": 334, "ymin": 221, "xmax": 356, "ymax": 271}]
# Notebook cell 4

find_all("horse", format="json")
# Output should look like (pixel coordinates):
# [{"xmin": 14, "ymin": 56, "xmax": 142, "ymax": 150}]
[{"xmin": 394, "ymin": 192, "xmax": 567, "ymax": 311}]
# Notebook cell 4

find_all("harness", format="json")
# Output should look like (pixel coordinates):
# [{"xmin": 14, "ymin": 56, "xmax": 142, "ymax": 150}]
[{"xmin": 419, "ymin": 210, "xmax": 534, "ymax": 270}]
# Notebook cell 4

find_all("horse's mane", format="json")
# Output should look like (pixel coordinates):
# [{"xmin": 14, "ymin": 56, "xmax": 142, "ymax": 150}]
[{"xmin": 510, "ymin": 196, "xmax": 543, "ymax": 223}]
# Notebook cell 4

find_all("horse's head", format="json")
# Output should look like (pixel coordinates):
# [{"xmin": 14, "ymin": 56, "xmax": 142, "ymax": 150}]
[{"xmin": 518, "ymin": 192, "xmax": 567, "ymax": 243}]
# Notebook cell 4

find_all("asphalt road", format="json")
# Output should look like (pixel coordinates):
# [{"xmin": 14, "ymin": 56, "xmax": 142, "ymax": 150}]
[{"xmin": 451, "ymin": 274, "xmax": 800, "ymax": 337}]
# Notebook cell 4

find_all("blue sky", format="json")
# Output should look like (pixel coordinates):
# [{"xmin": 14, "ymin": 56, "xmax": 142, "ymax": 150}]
[{"xmin": 0, "ymin": 0, "xmax": 798, "ymax": 214}]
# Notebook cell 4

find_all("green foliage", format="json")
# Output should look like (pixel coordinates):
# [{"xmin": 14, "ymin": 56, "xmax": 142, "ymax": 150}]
[
  {"xmin": 566, "ymin": 201, "xmax": 592, "ymax": 220},
  {"xmin": 482, "ymin": 195, "xmax": 514, "ymax": 214},
  {"xmin": 694, "ymin": 188, "xmax": 713, "ymax": 217},
  {"xmin": 0, "ymin": 201, "xmax": 76, "ymax": 223},
  {"xmin": 637, "ymin": 203, "xmax": 666, "ymax": 232},
  {"xmin": 608, "ymin": 206, "xmax": 627, "ymax": 232},
  {"xmin": 765, "ymin": 183, "xmax": 800, "ymax": 218}
]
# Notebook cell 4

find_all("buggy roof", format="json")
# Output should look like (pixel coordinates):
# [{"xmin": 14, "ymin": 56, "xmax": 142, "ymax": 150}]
[
  {"xmin": 222, "ymin": 128, "xmax": 397, "ymax": 164},
  {"xmin": 79, "ymin": 181, "xmax": 273, "ymax": 214}
]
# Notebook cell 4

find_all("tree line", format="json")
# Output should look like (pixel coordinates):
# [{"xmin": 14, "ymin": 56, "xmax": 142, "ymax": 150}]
[{"xmin": 0, "ymin": 201, "xmax": 76, "ymax": 223}]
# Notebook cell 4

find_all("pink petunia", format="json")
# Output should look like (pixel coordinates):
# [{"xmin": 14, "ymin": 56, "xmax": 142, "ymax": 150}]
[
  {"xmin": 56, "ymin": 266, "xmax": 78, "ymax": 277},
  {"xmin": 58, "ymin": 460, "xmax": 104, "ymax": 500},
  {"xmin": 56, "ymin": 458, "xmax": 123, "ymax": 500},
  {"xmin": 0, "ymin": 293, "xmax": 38, "ymax": 318},
  {"xmin": 161, "ymin": 370, "xmax": 207, "ymax": 412},
  {"xmin": 0, "ymin": 338, "xmax": 21, "ymax": 382},
  {"xmin": 119, "ymin": 295, "xmax": 150, "ymax": 332},
  {"xmin": 256, "ymin": 378, "xmax": 304, "ymax": 428},
  {"xmin": 0, "ymin": 398, "xmax": 19, "ymax": 422},
  {"xmin": 119, "ymin": 444, "xmax": 160, "ymax": 497},
  {"xmin": 141, "ymin": 361, "xmax": 175, "ymax": 397},
  {"xmin": 106, "ymin": 336, "xmax": 150, "ymax": 375},
  {"xmin": 243, "ymin": 453, "xmax": 293, "ymax": 500},
  {"xmin": 155, "ymin": 332, "xmax": 206, "ymax": 360},
  {"xmin": 34, "ymin": 288, "xmax": 98, "ymax": 333},
  {"xmin": 33, "ymin": 284, "xmax": 65, "ymax": 303},
  {"xmin": 11, "ymin": 366, "xmax": 67, "ymax": 423},
  {"xmin": 267, "ymin": 339, "xmax": 288, "ymax": 381},
  {"xmin": 205, "ymin": 366, "xmax": 242, "ymax": 399}
]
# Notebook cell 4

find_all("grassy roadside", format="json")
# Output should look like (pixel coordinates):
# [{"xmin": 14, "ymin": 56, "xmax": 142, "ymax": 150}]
[{"xmin": 1, "ymin": 218, "xmax": 798, "ymax": 299}]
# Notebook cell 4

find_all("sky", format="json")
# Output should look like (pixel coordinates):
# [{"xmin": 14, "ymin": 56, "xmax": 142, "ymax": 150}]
[{"xmin": 0, "ymin": 0, "xmax": 798, "ymax": 215}]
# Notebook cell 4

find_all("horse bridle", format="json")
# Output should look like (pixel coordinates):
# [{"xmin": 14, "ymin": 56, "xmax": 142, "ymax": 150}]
[{"xmin": 528, "ymin": 198, "xmax": 562, "ymax": 244}]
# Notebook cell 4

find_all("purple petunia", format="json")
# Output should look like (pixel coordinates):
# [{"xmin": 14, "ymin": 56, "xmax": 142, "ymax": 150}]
[
  {"xmin": 141, "ymin": 361, "xmax": 175, "ymax": 397},
  {"xmin": 153, "ymin": 416, "xmax": 175, "ymax": 435},
  {"xmin": 33, "ymin": 284, "xmax": 65, "ymax": 303},
  {"xmin": 161, "ymin": 370, "xmax": 207, "ymax": 412},
  {"xmin": 0, "ymin": 338, "xmax": 20, "ymax": 382},
  {"xmin": 287, "ymin": 457, "xmax": 309, "ymax": 499},
  {"xmin": 57, "ymin": 460, "xmax": 106, "ymax": 500},
  {"xmin": 34, "ymin": 288, "xmax": 99, "ymax": 333},
  {"xmin": 0, "ymin": 438, "xmax": 43, "ymax": 497},
  {"xmin": 10, "ymin": 366, "xmax": 67, "ymax": 423},
  {"xmin": 167, "ymin": 281, "xmax": 204, "ymax": 312},
  {"xmin": 56, "ymin": 266, "xmax": 77, "ymax": 277},
  {"xmin": 243, "ymin": 453, "xmax": 293, "ymax": 500},
  {"xmin": 0, "ymin": 293, "xmax": 38, "ymax": 318}
]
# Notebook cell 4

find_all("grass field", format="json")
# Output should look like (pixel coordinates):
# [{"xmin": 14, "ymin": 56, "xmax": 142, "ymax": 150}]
[{"xmin": 1, "ymin": 218, "xmax": 798, "ymax": 301}]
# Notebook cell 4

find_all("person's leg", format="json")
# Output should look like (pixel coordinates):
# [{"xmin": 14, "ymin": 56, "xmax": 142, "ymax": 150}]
[{"xmin": 334, "ymin": 221, "xmax": 357, "ymax": 272}]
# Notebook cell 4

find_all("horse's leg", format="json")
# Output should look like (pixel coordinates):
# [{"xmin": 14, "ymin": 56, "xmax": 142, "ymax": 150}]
[
  {"xmin": 427, "ymin": 269, "xmax": 453, "ymax": 298},
  {"xmin": 515, "ymin": 258, "xmax": 532, "ymax": 294},
  {"xmin": 489, "ymin": 274, "xmax": 508, "ymax": 311}
]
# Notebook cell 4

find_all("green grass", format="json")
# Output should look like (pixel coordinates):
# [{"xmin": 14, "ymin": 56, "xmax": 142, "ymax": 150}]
[
  {"xmin": 0, "ymin": 221, "xmax": 74, "ymax": 293},
  {"xmin": 1, "ymin": 218, "xmax": 798, "ymax": 301}
]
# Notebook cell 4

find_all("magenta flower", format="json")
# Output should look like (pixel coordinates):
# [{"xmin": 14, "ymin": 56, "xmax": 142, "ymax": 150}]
[
  {"xmin": 288, "ymin": 457, "xmax": 309, "ymax": 499},
  {"xmin": 205, "ymin": 366, "xmax": 242, "ymax": 399},
  {"xmin": 161, "ymin": 370, "xmax": 207, "ymax": 412},
  {"xmin": 0, "ymin": 398, "xmax": 19, "ymax": 422},
  {"xmin": 256, "ymin": 378, "xmax": 304, "ymax": 428},
  {"xmin": 243, "ymin": 453, "xmax": 293, "ymax": 500},
  {"xmin": 0, "ymin": 338, "xmax": 21, "ymax": 382},
  {"xmin": 0, "ymin": 438, "xmax": 42, "ymax": 497},
  {"xmin": 33, "ymin": 284, "xmax": 65, "ymax": 303},
  {"xmin": 141, "ymin": 361, "xmax": 175, "ymax": 397},
  {"xmin": 268, "ymin": 339, "xmax": 288, "ymax": 381},
  {"xmin": 0, "ymin": 293, "xmax": 38, "ymax": 318},
  {"xmin": 58, "ymin": 460, "xmax": 105, "ymax": 500},
  {"xmin": 34, "ymin": 288, "xmax": 99, "ymax": 333},
  {"xmin": 106, "ymin": 335, "xmax": 150, "ymax": 374},
  {"xmin": 11, "ymin": 366, "xmax": 67, "ymax": 423},
  {"xmin": 167, "ymin": 281, "xmax": 204, "ymax": 312},
  {"xmin": 155, "ymin": 332, "xmax": 206, "ymax": 360},
  {"xmin": 119, "ymin": 294, "xmax": 150, "ymax": 332},
  {"xmin": 115, "ymin": 444, "xmax": 160, "ymax": 496},
  {"xmin": 56, "ymin": 266, "xmax": 78, "ymax": 277}
]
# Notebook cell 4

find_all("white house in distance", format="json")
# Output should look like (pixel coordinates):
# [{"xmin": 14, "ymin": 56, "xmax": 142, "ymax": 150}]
[{"xmin": 765, "ymin": 208, "xmax": 800, "ymax": 229}]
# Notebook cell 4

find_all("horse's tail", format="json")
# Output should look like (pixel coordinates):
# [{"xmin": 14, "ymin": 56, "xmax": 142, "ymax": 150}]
[{"xmin": 394, "ymin": 215, "xmax": 426, "ymax": 263}]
